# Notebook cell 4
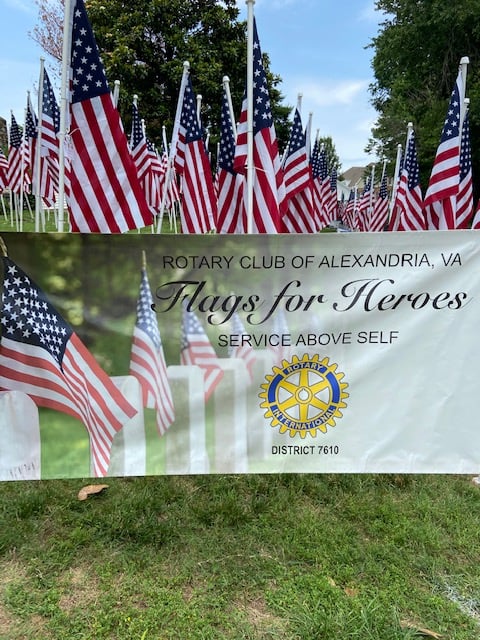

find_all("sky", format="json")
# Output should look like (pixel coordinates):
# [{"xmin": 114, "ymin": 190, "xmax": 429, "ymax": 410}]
[{"xmin": 0, "ymin": 0, "xmax": 386, "ymax": 170}]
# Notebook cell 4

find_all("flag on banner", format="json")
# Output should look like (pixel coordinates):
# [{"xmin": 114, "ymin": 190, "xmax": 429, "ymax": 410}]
[
  {"xmin": 233, "ymin": 18, "xmax": 284, "ymax": 233},
  {"xmin": 229, "ymin": 312, "xmax": 256, "ymax": 382},
  {"xmin": 180, "ymin": 304, "xmax": 224, "ymax": 401},
  {"xmin": 0, "ymin": 257, "xmax": 137, "ymax": 477},
  {"xmin": 173, "ymin": 75, "xmax": 217, "ymax": 233},
  {"xmin": 369, "ymin": 171, "xmax": 389, "ymax": 232},
  {"xmin": 129, "ymin": 265, "xmax": 174, "ymax": 435},
  {"xmin": 216, "ymin": 86, "xmax": 246, "ymax": 233},
  {"xmin": 424, "ymin": 70, "xmax": 462, "ymax": 230},
  {"xmin": 7, "ymin": 113, "xmax": 26, "ymax": 194},
  {"xmin": 456, "ymin": 109, "xmax": 473, "ymax": 229},
  {"xmin": 389, "ymin": 129, "xmax": 425, "ymax": 231},
  {"xmin": 68, "ymin": 0, "xmax": 153, "ymax": 233},
  {"xmin": 282, "ymin": 107, "xmax": 315, "ymax": 233},
  {"xmin": 39, "ymin": 69, "xmax": 61, "ymax": 205},
  {"xmin": 0, "ymin": 149, "xmax": 8, "ymax": 192}
]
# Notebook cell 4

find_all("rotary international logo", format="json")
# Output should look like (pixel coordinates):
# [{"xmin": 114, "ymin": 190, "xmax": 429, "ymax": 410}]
[{"xmin": 259, "ymin": 354, "xmax": 349, "ymax": 438}]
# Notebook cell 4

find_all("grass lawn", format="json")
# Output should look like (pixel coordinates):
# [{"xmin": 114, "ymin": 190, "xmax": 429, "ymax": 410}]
[{"xmin": 1, "ymin": 474, "xmax": 480, "ymax": 639}]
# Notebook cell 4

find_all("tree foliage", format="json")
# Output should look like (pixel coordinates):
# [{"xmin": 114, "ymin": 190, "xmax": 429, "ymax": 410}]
[
  {"xmin": 32, "ymin": 0, "xmax": 291, "ymax": 153},
  {"xmin": 368, "ymin": 0, "xmax": 480, "ymax": 195}
]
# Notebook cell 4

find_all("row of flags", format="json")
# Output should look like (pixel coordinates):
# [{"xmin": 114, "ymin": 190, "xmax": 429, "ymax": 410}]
[
  {"xmin": 0, "ymin": 0, "xmax": 343, "ymax": 235},
  {"xmin": 1, "ymin": 1, "xmax": 479, "ymax": 235}
]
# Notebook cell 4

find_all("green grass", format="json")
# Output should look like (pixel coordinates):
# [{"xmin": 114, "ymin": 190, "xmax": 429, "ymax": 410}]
[
  {"xmin": 0, "ymin": 208, "xmax": 178, "ymax": 234},
  {"xmin": 1, "ymin": 474, "xmax": 480, "ymax": 638}
]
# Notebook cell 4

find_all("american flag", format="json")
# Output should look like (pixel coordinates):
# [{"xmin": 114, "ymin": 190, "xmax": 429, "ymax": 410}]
[
  {"xmin": 357, "ymin": 176, "xmax": 373, "ymax": 231},
  {"xmin": 309, "ymin": 139, "xmax": 323, "ymax": 230},
  {"xmin": 456, "ymin": 109, "xmax": 473, "ymax": 229},
  {"xmin": 471, "ymin": 199, "xmax": 480, "ymax": 229},
  {"xmin": 424, "ymin": 70, "xmax": 462, "ymax": 230},
  {"xmin": 229, "ymin": 312, "xmax": 256, "ymax": 382},
  {"xmin": 39, "ymin": 69, "xmax": 61, "ymax": 205},
  {"xmin": 369, "ymin": 171, "xmax": 389, "ymax": 232},
  {"xmin": 282, "ymin": 108, "xmax": 315, "ymax": 233},
  {"xmin": 129, "ymin": 266, "xmax": 174, "ymax": 435},
  {"xmin": 324, "ymin": 167, "xmax": 338, "ymax": 226},
  {"xmin": 130, "ymin": 103, "xmax": 161, "ymax": 214},
  {"xmin": 180, "ymin": 304, "xmax": 224, "ymax": 401},
  {"xmin": 389, "ymin": 129, "xmax": 425, "ymax": 231},
  {"xmin": 68, "ymin": 0, "xmax": 153, "ymax": 232},
  {"xmin": 173, "ymin": 75, "xmax": 217, "ymax": 233},
  {"xmin": 343, "ymin": 188, "xmax": 356, "ymax": 230},
  {"xmin": 233, "ymin": 18, "xmax": 284, "ymax": 233},
  {"xmin": 216, "ymin": 87, "xmax": 246, "ymax": 233},
  {"xmin": 24, "ymin": 96, "xmax": 37, "ymax": 187},
  {"xmin": 7, "ymin": 113, "xmax": 26, "ymax": 194},
  {"xmin": 0, "ymin": 148, "xmax": 8, "ymax": 192},
  {"xmin": 0, "ymin": 257, "xmax": 137, "ymax": 477}
]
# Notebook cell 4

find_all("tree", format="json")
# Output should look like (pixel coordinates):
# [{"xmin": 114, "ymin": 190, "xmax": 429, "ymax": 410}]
[
  {"xmin": 32, "ymin": 0, "xmax": 291, "ymax": 153},
  {"xmin": 367, "ymin": 0, "xmax": 480, "ymax": 196}
]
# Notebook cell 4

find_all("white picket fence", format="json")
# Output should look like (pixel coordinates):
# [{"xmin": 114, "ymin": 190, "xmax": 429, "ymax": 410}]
[{"xmin": 0, "ymin": 350, "xmax": 276, "ymax": 480}]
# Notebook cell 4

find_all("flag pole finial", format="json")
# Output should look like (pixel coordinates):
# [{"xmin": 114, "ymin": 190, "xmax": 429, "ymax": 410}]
[{"xmin": 0, "ymin": 236, "xmax": 8, "ymax": 257}]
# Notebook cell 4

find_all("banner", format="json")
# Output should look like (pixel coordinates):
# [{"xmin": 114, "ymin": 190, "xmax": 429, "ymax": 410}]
[{"xmin": 1, "ymin": 230, "xmax": 479, "ymax": 479}]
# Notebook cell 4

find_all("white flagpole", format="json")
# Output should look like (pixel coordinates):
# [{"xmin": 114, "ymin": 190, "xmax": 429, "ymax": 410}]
[
  {"xmin": 35, "ymin": 58, "xmax": 45, "ymax": 232},
  {"xmin": 367, "ymin": 163, "xmax": 375, "ymax": 230},
  {"xmin": 57, "ymin": 0, "xmax": 73, "ymax": 232},
  {"xmin": 112, "ymin": 80, "xmax": 120, "ymax": 108},
  {"xmin": 246, "ymin": 0, "xmax": 255, "ymax": 234},
  {"xmin": 389, "ymin": 142, "xmax": 403, "ymax": 218},
  {"xmin": 222, "ymin": 75, "xmax": 236, "ymax": 138},
  {"xmin": 196, "ymin": 94, "xmax": 202, "ymax": 124},
  {"xmin": 156, "ymin": 60, "xmax": 190, "ymax": 233},
  {"xmin": 459, "ymin": 56, "xmax": 469, "ymax": 133},
  {"xmin": 305, "ymin": 112, "xmax": 313, "ymax": 160}
]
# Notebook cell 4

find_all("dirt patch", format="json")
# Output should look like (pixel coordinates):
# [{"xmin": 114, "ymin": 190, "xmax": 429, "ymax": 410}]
[
  {"xmin": 58, "ymin": 565, "xmax": 101, "ymax": 613},
  {"xmin": 235, "ymin": 594, "xmax": 286, "ymax": 636}
]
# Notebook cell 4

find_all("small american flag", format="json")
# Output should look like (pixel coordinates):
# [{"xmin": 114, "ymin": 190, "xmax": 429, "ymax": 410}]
[
  {"xmin": 233, "ymin": 18, "xmax": 284, "ymax": 233},
  {"xmin": 7, "ymin": 113, "xmax": 26, "ymax": 194},
  {"xmin": 68, "ymin": 0, "xmax": 153, "ymax": 232},
  {"xmin": 369, "ymin": 171, "xmax": 389, "ymax": 232},
  {"xmin": 282, "ymin": 108, "xmax": 315, "ymax": 233},
  {"xmin": 129, "ymin": 266, "xmax": 174, "ymax": 435},
  {"xmin": 389, "ymin": 129, "xmax": 425, "ymax": 231},
  {"xmin": 39, "ymin": 70, "xmax": 61, "ymax": 205},
  {"xmin": 229, "ymin": 312, "xmax": 256, "ymax": 382},
  {"xmin": 0, "ymin": 148, "xmax": 8, "ymax": 192},
  {"xmin": 456, "ymin": 109, "xmax": 473, "ymax": 229},
  {"xmin": 216, "ymin": 87, "xmax": 246, "ymax": 233},
  {"xmin": 424, "ymin": 70, "xmax": 462, "ymax": 230},
  {"xmin": 180, "ymin": 304, "xmax": 223, "ymax": 401},
  {"xmin": 0, "ymin": 257, "xmax": 137, "ymax": 477},
  {"xmin": 173, "ymin": 75, "xmax": 217, "ymax": 233}
]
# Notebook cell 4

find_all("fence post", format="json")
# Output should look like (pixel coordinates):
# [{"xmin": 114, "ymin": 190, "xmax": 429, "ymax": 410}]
[
  {"xmin": 165, "ymin": 365, "xmax": 208, "ymax": 474},
  {"xmin": 0, "ymin": 391, "xmax": 41, "ymax": 480},
  {"xmin": 108, "ymin": 376, "xmax": 146, "ymax": 477},
  {"xmin": 212, "ymin": 358, "xmax": 249, "ymax": 473}
]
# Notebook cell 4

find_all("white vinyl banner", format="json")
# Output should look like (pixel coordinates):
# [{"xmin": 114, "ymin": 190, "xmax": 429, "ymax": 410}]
[{"xmin": 1, "ymin": 230, "xmax": 480, "ymax": 478}]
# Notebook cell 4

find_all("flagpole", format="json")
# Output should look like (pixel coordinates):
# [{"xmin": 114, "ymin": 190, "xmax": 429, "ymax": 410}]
[
  {"xmin": 305, "ymin": 112, "xmax": 313, "ymax": 160},
  {"xmin": 388, "ymin": 142, "xmax": 403, "ymax": 220},
  {"xmin": 367, "ymin": 163, "xmax": 375, "ymax": 230},
  {"xmin": 19, "ymin": 103, "xmax": 28, "ymax": 232},
  {"xmin": 222, "ymin": 76, "xmax": 236, "ymax": 138},
  {"xmin": 156, "ymin": 60, "xmax": 190, "ymax": 233},
  {"xmin": 35, "ymin": 58, "xmax": 45, "ymax": 232},
  {"xmin": 57, "ymin": 0, "xmax": 73, "ymax": 232},
  {"xmin": 246, "ymin": 0, "xmax": 255, "ymax": 234},
  {"xmin": 459, "ymin": 56, "xmax": 469, "ymax": 132},
  {"xmin": 112, "ymin": 80, "xmax": 120, "ymax": 108}
]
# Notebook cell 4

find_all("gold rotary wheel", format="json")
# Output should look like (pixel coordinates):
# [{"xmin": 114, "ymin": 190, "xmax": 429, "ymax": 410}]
[{"xmin": 259, "ymin": 354, "xmax": 349, "ymax": 438}]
